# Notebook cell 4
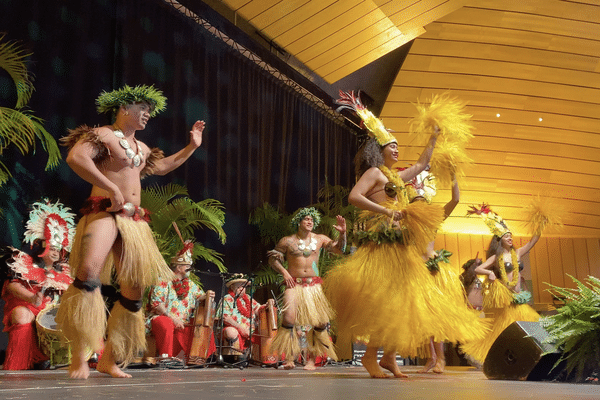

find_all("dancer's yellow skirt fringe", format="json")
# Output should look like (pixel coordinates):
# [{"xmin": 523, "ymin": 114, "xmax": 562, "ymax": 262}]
[
  {"xmin": 271, "ymin": 282, "xmax": 336, "ymax": 361},
  {"xmin": 325, "ymin": 201, "xmax": 489, "ymax": 358},
  {"xmin": 287, "ymin": 283, "xmax": 335, "ymax": 327},
  {"xmin": 270, "ymin": 326, "xmax": 302, "ymax": 362},
  {"xmin": 461, "ymin": 280, "xmax": 539, "ymax": 364},
  {"xmin": 306, "ymin": 328, "xmax": 337, "ymax": 361}
]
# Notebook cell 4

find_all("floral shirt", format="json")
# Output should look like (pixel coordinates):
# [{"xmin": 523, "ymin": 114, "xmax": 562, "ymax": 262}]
[
  {"xmin": 145, "ymin": 278, "xmax": 205, "ymax": 332},
  {"xmin": 217, "ymin": 292, "xmax": 260, "ymax": 337}
]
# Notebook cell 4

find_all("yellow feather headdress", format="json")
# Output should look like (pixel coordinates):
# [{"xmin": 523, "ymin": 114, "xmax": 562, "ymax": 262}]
[{"xmin": 336, "ymin": 90, "xmax": 396, "ymax": 146}]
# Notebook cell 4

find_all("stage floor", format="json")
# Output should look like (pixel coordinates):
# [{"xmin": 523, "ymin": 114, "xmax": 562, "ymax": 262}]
[{"xmin": 0, "ymin": 364, "xmax": 597, "ymax": 400}]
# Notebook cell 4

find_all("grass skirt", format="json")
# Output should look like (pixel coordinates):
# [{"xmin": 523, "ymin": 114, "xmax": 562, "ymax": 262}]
[
  {"xmin": 107, "ymin": 301, "xmax": 146, "ymax": 367},
  {"xmin": 55, "ymin": 285, "xmax": 106, "ymax": 354},
  {"xmin": 460, "ymin": 281, "xmax": 539, "ymax": 364},
  {"xmin": 271, "ymin": 326, "xmax": 302, "ymax": 361},
  {"xmin": 69, "ymin": 214, "xmax": 173, "ymax": 287},
  {"xmin": 325, "ymin": 202, "xmax": 488, "ymax": 358},
  {"xmin": 271, "ymin": 283, "xmax": 335, "ymax": 360},
  {"xmin": 287, "ymin": 283, "xmax": 334, "ymax": 327}
]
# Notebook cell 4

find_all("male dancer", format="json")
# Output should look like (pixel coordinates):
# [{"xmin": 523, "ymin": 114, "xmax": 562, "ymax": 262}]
[
  {"xmin": 57, "ymin": 84, "xmax": 206, "ymax": 379},
  {"xmin": 268, "ymin": 207, "xmax": 346, "ymax": 370}
]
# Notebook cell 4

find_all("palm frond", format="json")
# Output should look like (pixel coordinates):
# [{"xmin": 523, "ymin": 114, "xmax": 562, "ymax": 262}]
[
  {"xmin": 141, "ymin": 184, "xmax": 227, "ymax": 270},
  {"xmin": 193, "ymin": 244, "xmax": 226, "ymax": 272},
  {"xmin": 0, "ymin": 161, "xmax": 11, "ymax": 186},
  {"xmin": 253, "ymin": 263, "xmax": 283, "ymax": 288},
  {"xmin": 0, "ymin": 34, "xmax": 34, "ymax": 109}
]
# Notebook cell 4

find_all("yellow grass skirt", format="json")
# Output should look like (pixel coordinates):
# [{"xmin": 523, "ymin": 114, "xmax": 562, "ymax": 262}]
[
  {"xmin": 460, "ymin": 281, "xmax": 539, "ymax": 364},
  {"xmin": 325, "ymin": 202, "xmax": 488, "ymax": 358}
]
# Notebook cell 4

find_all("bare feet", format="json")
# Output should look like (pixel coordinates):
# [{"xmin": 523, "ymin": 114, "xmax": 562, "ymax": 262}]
[
  {"xmin": 417, "ymin": 358, "xmax": 436, "ymax": 374},
  {"xmin": 303, "ymin": 358, "xmax": 316, "ymax": 371},
  {"xmin": 68, "ymin": 352, "xmax": 91, "ymax": 379},
  {"xmin": 432, "ymin": 359, "xmax": 445, "ymax": 374},
  {"xmin": 379, "ymin": 358, "xmax": 408, "ymax": 378},
  {"xmin": 362, "ymin": 353, "xmax": 389, "ymax": 379},
  {"xmin": 96, "ymin": 357, "xmax": 132, "ymax": 378},
  {"xmin": 283, "ymin": 360, "xmax": 295, "ymax": 370}
]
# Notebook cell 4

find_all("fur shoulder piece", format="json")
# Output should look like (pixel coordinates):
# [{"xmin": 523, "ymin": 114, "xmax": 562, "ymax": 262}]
[
  {"xmin": 60, "ymin": 125, "xmax": 110, "ymax": 167},
  {"xmin": 141, "ymin": 147, "xmax": 165, "ymax": 179},
  {"xmin": 60, "ymin": 125, "xmax": 102, "ymax": 150}
]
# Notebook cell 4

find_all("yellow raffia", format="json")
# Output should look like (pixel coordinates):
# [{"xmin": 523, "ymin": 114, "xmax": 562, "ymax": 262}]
[
  {"xmin": 523, "ymin": 195, "xmax": 564, "ymax": 236},
  {"xmin": 409, "ymin": 93, "xmax": 474, "ymax": 189},
  {"xmin": 271, "ymin": 326, "xmax": 302, "ymax": 361},
  {"xmin": 409, "ymin": 93, "xmax": 473, "ymax": 144},
  {"xmin": 498, "ymin": 249, "xmax": 520, "ymax": 288},
  {"xmin": 428, "ymin": 142, "xmax": 473, "ymax": 188},
  {"xmin": 356, "ymin": 108, "xmax": 396, "ymax": 146},
  {"xmin": 55, "ymin": 285, "xmax": 106, "ymax": 354},
  {"xmin": 306, "ymin": 328, "xmax": 338, "ymax": 361}
]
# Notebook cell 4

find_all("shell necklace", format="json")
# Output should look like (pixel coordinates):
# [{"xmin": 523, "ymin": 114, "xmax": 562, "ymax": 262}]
[
  {"xmin": 113, "ymin": 128, "xmax": 143, "ymax": 167},
  {"xmin": 297, "ymin": 234, "xmax": 317, "ymax": 257}
]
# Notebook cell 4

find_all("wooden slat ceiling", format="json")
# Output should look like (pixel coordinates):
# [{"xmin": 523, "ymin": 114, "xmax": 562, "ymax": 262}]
[
  {"xmin": 219, "ymin": 0, "xmax": 468, "ymax": 83},
  {"xmin": 214, "ymin": 0, "xmax": 600, "ymax": 239},
  {"xmin": 381, "ymin": 0, "xmax": 600, "ymax": 238}
]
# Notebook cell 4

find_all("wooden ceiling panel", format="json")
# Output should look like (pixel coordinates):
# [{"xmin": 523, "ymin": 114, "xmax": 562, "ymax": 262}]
[
  {"xmin": 220, "ymin": 0, "xmax": 463, "ymax": 83},
  {"xmin": 274, "ymin": 1, "xmax": 363, "ymax": 49},
  {"xmin": 261, "ymin": 0, "xmax": 338, "ymax": 39}
]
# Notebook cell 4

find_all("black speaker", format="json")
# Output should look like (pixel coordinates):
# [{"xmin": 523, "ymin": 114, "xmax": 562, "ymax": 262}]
[{"xmin": 483, "ymin": 321, "xmax": 564, "ymax": 381}]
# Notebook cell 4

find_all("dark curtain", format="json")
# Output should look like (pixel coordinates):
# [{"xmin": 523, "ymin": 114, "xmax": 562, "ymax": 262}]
[{"xmin": 0, "ymin": 0, "xmax": 358, "ymax": 273}]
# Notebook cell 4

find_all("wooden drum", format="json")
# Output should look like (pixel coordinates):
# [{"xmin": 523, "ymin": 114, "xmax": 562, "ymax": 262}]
[
  {"xmin": 187, "ymin": 290, "xmax": 215, "ymax": 365},
  {"xmin": 251, "ymin": 299, "xmax": 279, "ymax": 365}
]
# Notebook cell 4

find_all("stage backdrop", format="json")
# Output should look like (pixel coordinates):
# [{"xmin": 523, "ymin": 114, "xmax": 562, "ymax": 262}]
[
  {"xmin": 0, "ymin": 0, "xmax": 359, "ymax": 354},
  {"xmin": 0, "ymin": 0, "xmax": 358, "ymax": 270}
]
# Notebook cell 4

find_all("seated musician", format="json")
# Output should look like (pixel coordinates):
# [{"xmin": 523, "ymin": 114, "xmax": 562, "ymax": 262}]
[
  {"xmin": 1, "ymin": 199, "xmax": 75, "ymax": 370},
  {"xmin": 145, "ymin": 242, "xmax": 215, "ymax": 362},
  {"xmin": 217, "ymin": 274, "xmax": 262, "ymax": 357}
]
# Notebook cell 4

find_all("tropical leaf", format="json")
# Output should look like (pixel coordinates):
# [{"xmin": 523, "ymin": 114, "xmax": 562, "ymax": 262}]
[
  {"xmin": 540, "ymin": 275, "xmax": 600, "ymax": 381},
  {"xmin": 0, "ymin": 35, "xmax": 61, "ymax": 193},
  {"xmin": 141, "ymin": 184, "xmax": 227, "ymax": 272},
  {"xmin": 253, "ymin": 263, "xmax": 283, "ymax": 288},
  {"xmin": 0, "ymin": 34, "xmax": 34, "ymax": 109}
]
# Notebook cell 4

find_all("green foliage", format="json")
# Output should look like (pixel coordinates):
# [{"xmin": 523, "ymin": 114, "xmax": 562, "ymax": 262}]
[
  {"xmin": 141, "ymin": 183, "xmax": 227, "ymax": 272},
  {"xmin": 540, "ymin": 275, "xmax": 600, "ymax": 382},
  {"xmin": 248, "ymin": 202, "xmax": 291, "ymax": 246},
  {"xmin": 0, "ymin": 34, "xmax": 61, "ymax": 189}
]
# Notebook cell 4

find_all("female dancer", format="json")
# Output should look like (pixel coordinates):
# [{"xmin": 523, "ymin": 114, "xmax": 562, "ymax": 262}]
[
  {"xmin": 461, "ymin": 205, "xmax": 541, "ymax": 365},
  {"xmin": 325, "ymin": 92, "xmax": 486, "ymax": 378}
]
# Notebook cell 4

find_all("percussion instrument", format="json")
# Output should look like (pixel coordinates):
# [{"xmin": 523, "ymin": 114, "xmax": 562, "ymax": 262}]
[
  {"xmin": 188, "ymin": 290, "xmax": 215, "ymax": 365},
  {"xmin": 251, "ymin": 298, "xmax": 278, "ymax": 364},
  {"xmin": 35, "ymin": 304, "xmax": 73, "ymax": 366}
]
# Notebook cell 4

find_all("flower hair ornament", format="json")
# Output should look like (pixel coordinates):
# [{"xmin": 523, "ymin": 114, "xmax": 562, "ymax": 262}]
[
  {"xmin": 23, "ymin": 198, "xmax": 76, "ymax": 257},
  {"xmin": 336, "ymin": 90, "xmax": 397, "ymax": 147},
  {"xmin": 290, "ymin": 207, "xmax": 321, "ymax": 231},
  {"xmin": 467, "ymin": 203, "xmax": 510, "ymax": 238},
  {"xmin": 96, "ymin": 84, "xmax": 167, "ymax": 118}
]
